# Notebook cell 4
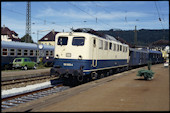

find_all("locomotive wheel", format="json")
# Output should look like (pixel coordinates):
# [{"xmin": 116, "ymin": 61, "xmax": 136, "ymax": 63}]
[
  {"xmin": 91, "ymin": 72, "xmax": 98, "ymax": 80},
  {"xmin": 99, "ymin": 73, "xmax": 105, "ymax": 79},
  {"xmin": 77, "ymin": 74, "xmax": 84, "ymax": 82}
]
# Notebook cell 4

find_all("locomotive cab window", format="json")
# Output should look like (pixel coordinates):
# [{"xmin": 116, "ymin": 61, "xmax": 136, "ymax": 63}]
[
  {"xmin": 72, "ymin": 37, "xmax": 85, "ymax": 46},
  {"xmin": 57, "ymin": 37, "xmax": 68, "ymax": 45}
]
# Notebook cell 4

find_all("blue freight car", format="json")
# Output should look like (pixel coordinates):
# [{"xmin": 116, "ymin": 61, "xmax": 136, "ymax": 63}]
[
  {"xmin": 129, "ymin": 48, "xmax": 149, "ymax": 67},
  {"xmin": 149, "ymin": 50, "xmax": 164, "ymax": 64}
]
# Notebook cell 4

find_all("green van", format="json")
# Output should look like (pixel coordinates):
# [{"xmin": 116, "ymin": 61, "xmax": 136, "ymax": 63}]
[{"xmin": 12, "ymin": 58, "xmax": 37, "ymax": 70}]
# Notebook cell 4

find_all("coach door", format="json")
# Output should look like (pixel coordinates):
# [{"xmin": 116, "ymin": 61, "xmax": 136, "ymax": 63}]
[{"xmin": 92, "ymin": 38, "xmax": 97, "ymax": 67}]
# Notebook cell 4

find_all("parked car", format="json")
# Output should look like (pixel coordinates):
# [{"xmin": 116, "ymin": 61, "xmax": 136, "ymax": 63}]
[{"xmin": 12, "ymin": 58, "xmax": 37, "ymax": 70}]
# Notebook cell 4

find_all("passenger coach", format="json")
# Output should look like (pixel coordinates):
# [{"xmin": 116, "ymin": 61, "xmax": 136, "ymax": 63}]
[
  {"xmin": 1, "ymin": 41, "xmax": 54, "ymax": 69},
  {"xmin": 50, "ymin": 28, "xmax": 129, "ymax": 83}
]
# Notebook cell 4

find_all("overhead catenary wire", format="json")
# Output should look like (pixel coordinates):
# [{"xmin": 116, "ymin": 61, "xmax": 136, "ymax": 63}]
[
  {"xmin": 67, "ymin": 1, "xmax": 113, "ymax": 30},
  {"xmin": 154, "ymin": 1, "xmax": 164, "ymax": 30}
]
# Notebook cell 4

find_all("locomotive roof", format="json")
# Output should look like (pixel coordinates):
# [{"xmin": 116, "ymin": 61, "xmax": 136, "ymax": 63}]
[
  {"xmin": 1, "ymin": 41, "xmax": 54, "ymax": 50},
  {"xmin": 72, "ymin": 28, "xmax": 121, "ymax": 43}
]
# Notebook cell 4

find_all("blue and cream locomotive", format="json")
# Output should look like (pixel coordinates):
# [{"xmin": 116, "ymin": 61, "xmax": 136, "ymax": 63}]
[{"xmin": 50, "ymin": 28, "xmax": 129, "ymax": 83}]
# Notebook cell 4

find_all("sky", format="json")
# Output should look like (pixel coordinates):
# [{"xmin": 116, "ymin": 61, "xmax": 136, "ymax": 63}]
[{"xmin": 1, "ymin": 1, "xmax": 169, "ymax": 43}]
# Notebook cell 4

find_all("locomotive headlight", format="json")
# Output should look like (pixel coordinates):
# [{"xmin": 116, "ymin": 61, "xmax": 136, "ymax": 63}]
[
  {"xmin": 56, "ymin": 54, "xmax": 59, "ymax": 58},
  {"xmin": 78, "ymin": 55, "xmax": 82, "ymax": 60}
]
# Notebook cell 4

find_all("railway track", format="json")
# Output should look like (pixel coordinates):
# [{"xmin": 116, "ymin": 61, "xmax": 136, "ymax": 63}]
[
  {"xmin": 1, "ymin": 75, "xmax": 57, "ymax": 86},
  {"xmin": 1, "ymin": 81, "xmax": 70, "ymax": 111}
]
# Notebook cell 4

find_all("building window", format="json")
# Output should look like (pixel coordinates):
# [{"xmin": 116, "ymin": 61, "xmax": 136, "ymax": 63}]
[
  {"xmin": 45, "ymin": 38, "xmax": 48, "ymax": 40},
  {"xmin": 2, "ymin": 48, "xmax": 8, "ymax": 56},
  {"xmin": 17, "ymin": 49, "xmax": 22, "ymax": 56}
]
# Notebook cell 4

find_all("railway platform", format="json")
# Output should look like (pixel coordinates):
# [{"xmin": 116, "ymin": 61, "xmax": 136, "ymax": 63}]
[
  {"xmin": 2, "ymin": 63, "xmax": 169, "ymax": 112},
  {"xmin": 1, "ymin": 68, "xmax": 51, "ymax": 81}
]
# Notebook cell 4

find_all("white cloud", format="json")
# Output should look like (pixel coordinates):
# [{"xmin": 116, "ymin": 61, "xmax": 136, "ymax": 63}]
[{"xmin": 35, "ymin": 7, "xmax": 149, "ymax": 21}]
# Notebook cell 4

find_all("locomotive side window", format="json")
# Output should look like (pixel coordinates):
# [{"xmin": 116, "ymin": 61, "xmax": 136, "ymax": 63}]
[
  {"xmin": 117, "ymin": 44, "xmax": 119, "ymax": 51},
  {"xmin": 99, "ymin": 40, "xmax": 103, "ymax": 49},
  {"xmin": 2, "ymin": 48, "xmax": 8, "ymax": 56},
  {"xmin": 120, "ymin": 45, "xmax": 122, "ymax": 51},
  {"xmin": 109, "ymin": 42, "xmax": 112, "ymax": 50},
  {"xmin": 72, "ymin": 37, "xmax": 85, "ymax": 46},
  {"xmin": 104, "ymin": 41, "xmax": 108, "ymax": 50},
  {"xmin": 17, "ymin": 49, "xmax": 22, "ymax": 56},
  {"xmin": 93, "ymin": 38, "xmax": 96, "ymax": 47},
  {"xmin": 113, "ymin": 43, "xmax": 116, "ymax": 51},
  {"xmin": 58, "ymin": 37, "xmax": 68, "ymax": 45},
  {"xmin": 10, "ymin": 49, "xmax": 15, "ymax": 56}
]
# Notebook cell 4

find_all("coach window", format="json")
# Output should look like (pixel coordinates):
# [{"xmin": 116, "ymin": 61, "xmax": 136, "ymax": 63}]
[
  {"xmin": 99, "ymin": 40, "xmax": 103, "ymax": 49},
  {"xmin": 24, "ymin": 50, "xmax": 28, "ymax": 56},
  {"xmin": 2, "ymin": 48, "xmax": 8, "ymax": 56},
  {"xmin": 50, "ymin": 51, "xmax": 53, "ymax": 56},
  {"xmin": 58, "ymin": 37, "xmax": 68, "ymax": 45},
  {"xmin": 36, "ymin": 50, "xmax": 39, "ymax": 56},
  {"xmin": 104, "ymin": 41, "xmax": 108, "ymax": 50},
  {"xmin": 109, "ymin": 42, "xmax": 112, "ymax": 50},
  {"xmin": 17, "ymin": 49, "xmax": 22, "ymax": 56},
  {"xmin": 10, "ymin": 49, "xmax": 15, "ymax": 56},
  {"xmin": 46, "ymin": 51, "xmax": 49, "ymax": 56},
  {"xmin": 30, "ymin": 50, "xmax": 34, "ymax": 56}
]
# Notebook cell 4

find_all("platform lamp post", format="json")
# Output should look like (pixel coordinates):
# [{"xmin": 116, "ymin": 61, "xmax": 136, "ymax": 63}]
[{"xmin": 36, "ymin": 29, "xmax": 54, "ymax": 63}]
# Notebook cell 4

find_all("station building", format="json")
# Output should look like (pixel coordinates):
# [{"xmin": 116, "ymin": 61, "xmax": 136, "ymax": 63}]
[{"xmin": 38, "ymin": 30, "xmax": 58, "ymax": 46}]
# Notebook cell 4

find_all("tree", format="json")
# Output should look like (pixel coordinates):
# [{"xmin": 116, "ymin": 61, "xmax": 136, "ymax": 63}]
[{"xmin": 21, "ymin": 33, "xmax": 34, "ymax": 43}]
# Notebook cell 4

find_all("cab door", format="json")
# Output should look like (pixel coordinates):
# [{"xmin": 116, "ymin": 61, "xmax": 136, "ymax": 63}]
[{"xmin": 92, "ymin": 38, "xmax": 97, "ymax": 67}]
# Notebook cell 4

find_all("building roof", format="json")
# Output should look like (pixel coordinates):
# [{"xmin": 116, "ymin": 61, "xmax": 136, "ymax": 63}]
[
  {"xmin": 1, "ymin": 25, "xmax": 21, "ymax": 41},
  {"xmin": 149, "ymin": 39, "xmax": 169, "ymax": 46},
  {"xmin": 39, "ymin": 31, "xmax": 58, "ymax": 41}
]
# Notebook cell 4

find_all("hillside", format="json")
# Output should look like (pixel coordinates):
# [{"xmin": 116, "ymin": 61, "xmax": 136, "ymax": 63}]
[{"xmin": 97, "ymin": 29, "xmax": 169, "ymax": 46}]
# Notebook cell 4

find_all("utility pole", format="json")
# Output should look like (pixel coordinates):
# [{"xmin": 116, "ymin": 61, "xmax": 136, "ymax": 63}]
[
  {"xmin": 26, "ymin": 1, "xmax": 31, "ymax": 43},
  {"xmin": 134, "ymin": 25, "xmax": 137, "ymax": 47}
]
